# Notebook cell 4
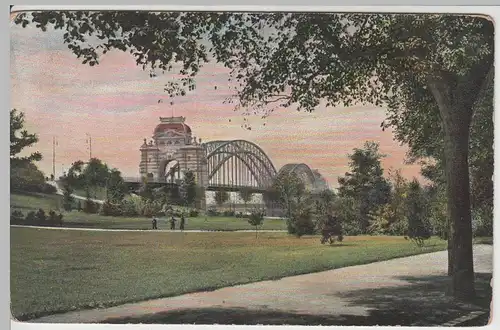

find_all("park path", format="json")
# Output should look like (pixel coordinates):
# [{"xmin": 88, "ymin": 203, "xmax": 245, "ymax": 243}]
[
  {"xmin": 27, "ymin": 244, "xmax": 493, "ymax": 324},
  {"xmin": 47, "ymin": 181, "xmax": 104, "ymax": 204},
  {"xmin": 10, "ymin": 225, "xmax": 286, "ymax": 233}
]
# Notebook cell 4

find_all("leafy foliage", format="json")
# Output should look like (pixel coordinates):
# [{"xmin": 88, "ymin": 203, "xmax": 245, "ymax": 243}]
[
  {"xmin": 10, "ymin": 162, "xmax": 55, "ymax": 194},
  {"xmin": 406, "ymin": 180, "xmax": 431, "ymax": 247},
  {"xmin": 338, "ymin": 141, "xmax": 391, "ymax": 234},
  {"xmin": 61, "ymin": 178, "xmax": 74, "ymax": 211},
  {"xmin": 107, "ymin": 169, "xmax": 127, "ymax": 202},
  {"xmin": 99, "ymin": 200, "xmax": 123, "ymax": 216},
  {"xmin": 247, "ymin": 208, "xmax": 265, "ymax": 238},
  {"xmin": 368, "ymin": 169, "xmax": 409, "ymax": 236},
  {"xmin": 10, "ymin": 210, "xmax": 25, "ymax": 224},
  {"xmin": 10, "ymin": 109, "xmax": 42, "ymax": 166},
  {"xmin": 180, "ymin": 170, "xmax": 197, "ymax": 207},
  {"xmin": 320, "ymin": 215, "xmax": 344, "ymax": 245}
]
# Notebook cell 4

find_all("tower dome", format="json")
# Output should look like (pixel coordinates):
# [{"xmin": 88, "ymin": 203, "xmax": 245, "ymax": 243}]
[{"xmin": 154, "ymin": 116, "xmax": 192, "ymax": 136}]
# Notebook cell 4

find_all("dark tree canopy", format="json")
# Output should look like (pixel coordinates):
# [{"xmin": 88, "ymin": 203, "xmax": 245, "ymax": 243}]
[
  {"xmin": 10, "ymin": 109, "xmax": 42, "ymax": 166},
  {"xmin": 14, "ymin": 12, "xmax": 493, "ymax": 114}
]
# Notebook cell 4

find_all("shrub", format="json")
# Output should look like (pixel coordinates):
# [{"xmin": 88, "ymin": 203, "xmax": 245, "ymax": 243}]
[
  {"xmin": 142, "ymin": 200, "xmax": 163, "ymax": 217},
  {"xmin": 25, "ymin": 211, "xmax": 37, "ymax": 225},
  {"xmin": 47, "ymin": 210, "xmax": 63, "ymax": 226},
  {"xmin": 189, "ymin": 209, "xmax": 199, "ymax": 217},
  {"xmin": 223, "ymin": 210, "xmax": 235, "ymax": 217},
  {"xmin": 320, "ymin": 215, "xmax": 344, "ymax": 245},
  {"xmin": 35, "ymin": 208, "xmax": 47, "ymax": 224},
  {"xmin": 288, "ymin": 204, "xmax": 315, "ymax": 237},
  {"xmin": 11, "ymin": 210, "xmax": 24, "ymax": 224},
  {"xmin": 99, "ymin": 200, "xmax": 122, "ymax": 216},
  {"xmin": 83, "ymin": 199, "xmax": 99, "ymax": 214},
  {"xmin": 207, "ymin": 207, "xmax": 219, "ymax": 217},
  {"xmin": 120, "ymin": 199, "xmax": 138, "ymax": 217}
]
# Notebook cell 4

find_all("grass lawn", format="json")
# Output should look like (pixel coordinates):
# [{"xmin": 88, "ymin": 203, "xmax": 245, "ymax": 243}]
[
  {"xmin": 10, "ymin": 193, "xmax": 286, "ymax": 231},
  {"xmin": 10, "ymin": 227, "xmax": 447, "ymax": 321},
  {"xmin": 10, "ymin": 193, "xmax": 63, "ymax": 212}
]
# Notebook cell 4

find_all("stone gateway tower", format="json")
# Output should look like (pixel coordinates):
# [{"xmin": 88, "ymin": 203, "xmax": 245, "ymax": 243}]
[{"xmin": 139, "ymin": 116, "xmax": 208, "ymax": 207}]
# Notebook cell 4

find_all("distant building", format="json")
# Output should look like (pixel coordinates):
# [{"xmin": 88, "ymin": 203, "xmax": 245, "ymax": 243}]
[{"xmin": 139, "ymin": 116, "xmax": 207, "ymax": 188}]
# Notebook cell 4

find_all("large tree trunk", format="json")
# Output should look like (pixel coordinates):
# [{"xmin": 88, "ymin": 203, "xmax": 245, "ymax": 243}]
[
  {"xmin": 428, "ymin": 77, "xmax": 476, "ymax": 300},
  {"xmin": 442, "ymin": 122, "xmax": 475, "ymax": 299}
]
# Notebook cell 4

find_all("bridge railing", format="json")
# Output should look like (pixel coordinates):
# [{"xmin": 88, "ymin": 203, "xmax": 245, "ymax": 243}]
[{"xmin": 123, "ymin": 176, "xmax": 180, "ymax": 184}]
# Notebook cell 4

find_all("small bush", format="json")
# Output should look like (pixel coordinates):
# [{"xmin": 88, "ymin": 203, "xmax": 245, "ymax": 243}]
[
  {"xmin": 142, "ymin": 200, "xmax": 163, "ymax": 218},
  {"xmin": 25, "ymin": 211, "xmax": 37, "ymax": 225},
  {"xmin": 11, "ymin": 210, "xmax": 24, "ymax": 224},
  {"xmin": 35, "ymin": 209, "xmax": 47, "ymax": 224},
  {"xmin": 47, "ymin": 210, "xmax": 63, "ymax": 226},
  {"xmin": 99, "ymin": 201, "xmax": 123, "ymax": 216},
  {"xmin": 320, "ymin": 215, "xmax": 344, "ymax": 245},
  {"xmin": 223, "ymin": 210, "xmax": 235, "ymax": 217},
  {"xmin": 207, "ymin": 207, "xmax": 219, "ymax": 217},
  {"xmin": 120, "ymin": 199, "xmax": 138, "ymax": 217},
  {"xmin": 189, "ymin": 209, "xmax": 199, "ymax": 217},
  {"xmin": 83, "ymin": 199, "xmax": 99, "ymax": 214}
]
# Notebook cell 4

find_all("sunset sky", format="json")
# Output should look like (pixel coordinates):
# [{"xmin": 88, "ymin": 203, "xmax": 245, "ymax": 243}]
[{"xmin": 10, "ymin": 14, "xmax": 423, "ymax": 188}]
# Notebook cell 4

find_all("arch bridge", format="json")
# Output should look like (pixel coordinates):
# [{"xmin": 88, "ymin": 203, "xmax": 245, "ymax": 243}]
[
  {"xmin": 203, "ymin": 140, "xmax": 328, "ymax": 193},
  {"xmin": 129, "ymin": 138, "xmax": 329, "ymax": 194}
]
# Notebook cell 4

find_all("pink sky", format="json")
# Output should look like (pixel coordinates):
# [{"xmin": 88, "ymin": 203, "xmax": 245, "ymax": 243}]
[{"xmin": 10, "ymin": 17, "xmax": 423, "ymax": 188}]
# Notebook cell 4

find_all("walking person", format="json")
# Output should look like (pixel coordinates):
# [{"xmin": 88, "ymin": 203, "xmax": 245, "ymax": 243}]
[
  {"xmin": 170, "ymin": 216, "xmax": 176, "ymax": 230},
  {"xmin": 180, "ymin": 214, "xmax": 185, "ymax": 231},
  {"xmin": 152, "ymin": 217, "xmax": 158, "ymax": 230}
]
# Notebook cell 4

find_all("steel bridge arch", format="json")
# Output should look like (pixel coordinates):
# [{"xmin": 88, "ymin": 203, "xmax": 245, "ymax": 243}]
[
  {"xmin": 277, "ymin": 163, "xmax": 319, "ymax": 191},
  {"xmin": 204, "ymin": 140, "xmax": 278, "ymax": 189}
]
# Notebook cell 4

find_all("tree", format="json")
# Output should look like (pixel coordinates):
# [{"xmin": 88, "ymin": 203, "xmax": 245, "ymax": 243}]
[
  {"xmin": 247, "ymin": 209, "xmax": 265, "ymax": 238},
  {"xmin": 139, "ymin": 176, "xmax": 154, "ymax": 201},
  {"xmin": 61, "ymin": 177, "xmax": 74, "ymax": 211},
  {"xmin": 320, "ymin": 214, "xmax": 344, "ymax": 245},
  {"xmin": 338, "ymin": 141, "xmax": 391, "ymax": 234},
  {"xmin": 406, "ymin": 179, "xmax": 431, "ymax": 247},
  {"xmin": 84, "ymin": 158, "xmax": 110, "ymax": 195},
  {"xmin": 67, "ymin": 160, "xmax": 86, "ymax": 188},
  {"xmin": 289, "ymin": 199, "xmax": 316, "ymax": 237},
  {"xmin": 10, "ymin": 162, "xmax": 46, "ymax": 193},
  {"xmin": 107, "ymin": 168, "xmax": 126, "ymax": 202},
  {"xmin": 369, "ymin": 169, "xmax": 409, "ymax": 235},
  {"xmin": 17, "ymin": 11, "xmax": 494, "ymax": 299},
  {"xmin": 181, "ymin": 170, "xmax": 197, "ymax": 207},
  {"xmin": 214, "ymin": 189, "xmax": 229, "ymax": 208},
  {"xmin": 238, "ymin": 187, "xmax": 254, "ymax": 212},
  {"xmin": 273, "ymin": 171, "xmax": 306, "ymax": 221},
  {"xmin": 10, "ymin": 109, "xmax": 42, "ymax": 167}
]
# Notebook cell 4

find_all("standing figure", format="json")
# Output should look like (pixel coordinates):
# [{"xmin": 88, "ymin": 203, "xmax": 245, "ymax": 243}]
[
  {"xmin": 152, "ymin": 217, "xmax": 158, "ymax": 230},
  {"xmin": 170, "ymin": 216, "xmax": 176, "ymax": 230},
  {"xmin": 180, "ymin": 215, "xmax": 185, "ymax": 231}
]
